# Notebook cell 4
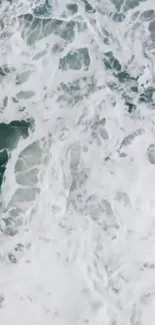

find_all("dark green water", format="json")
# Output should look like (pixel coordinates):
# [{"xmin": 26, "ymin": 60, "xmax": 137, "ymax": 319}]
[{"xmin": 0, "ymin": 120, "xmax": 32, "ymax": 188}]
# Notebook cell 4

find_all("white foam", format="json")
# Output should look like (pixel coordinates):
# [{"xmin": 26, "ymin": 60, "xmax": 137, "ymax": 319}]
[{"xmin": 0, "ymin": 0, "xmax": 155, "ymax": 324}]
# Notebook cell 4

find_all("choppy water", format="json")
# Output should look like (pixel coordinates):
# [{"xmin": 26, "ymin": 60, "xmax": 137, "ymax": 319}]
[{"xmin": 0, "ymin": 0, "xmax": 155, "ymax": 323}]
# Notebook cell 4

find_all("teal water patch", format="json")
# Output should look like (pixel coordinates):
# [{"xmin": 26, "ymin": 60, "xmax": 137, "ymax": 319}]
[
  {"xmin": 0, "ymin": 65, "xmax": 14, "ymax": 77},
  {"xmin": 34, "ymin": 1, "xmax": 78, "ymax": 17},
  {"xmin": 103, "ymin": 49, "xmax": 155, "ymax": 113},
  {"xmin": 33, "ymin": 0, "xmax": 52, "ymax": 17},
  {"xmin": 0, "ymin": 120, "xmax": 32, "ymax": 189},
  {"xmin": 16, "ymin": 90, "xmax": 35, "ymax": 100},
  {"xmin": 141, "ymin": 10, "xmax": 155, "ymax": 21},
  {"xmin": 123, "ymin": 0, "xmax": 145, "ymax": 11},
  {"xmin": 0, "ymin": 120, "xmax": 31, "ymax": 150},
  {"xmin": 82, "ymin": 0, "xmax": 96, "ymax": 13},
  {"xmin": 59, "ymin": 48, "xmax": 90, "ymax": 71},
  {"xmin": 103, "ymin": 51, "xmax": 137, "ymax": 84},
  {"xmin": 16, "ymin": 71, "xmax": 33, "ymax": 85},
  {"xmin": 139, "ymin": 87, "xmax": 155, "ymax": 104},
  {"xmin": 148, "ymin": 19, "xmax": 155, "ymax": 41},
  {"xmin": 112, "ymin": 12, "xmax": 125, "ymax": 22},
  {"xmin": 125, "ymin": 101, "xmax": 136, "ymax": 113},
  {"xmin": 0, "ymin": 150, "xmax": 8, "ymax": 188},
  {"xmin": 111, "ymin": 0, "xmax": 124, "ymax": 11},
  {"xmin": 130, "ymin": 86, "xmax": 138, "ymax": 93},
  {"xmin": 124, "ymin": 84, "xmax": 155, "ymax": 113},
  {"xmin": 58, "ymin": 76, "xmax": 96, "ymax": 105},
  {"xmin": 66, "ymin": 4, "xmax": 78, "ymax": 15},
  {"xmin": 115, "ymin": 71, "xmax": 138, "ymax": 83},
  {"xmin": 19, "ymin": 13, "xmax": 85, "ymax": 45},
  {"xmin": 111, "ymin": 0, "xmax": 145, "ymax": 11},
  {"xmin": 104, "ymin": 51, "xmax": 121, "ymax": 71}
]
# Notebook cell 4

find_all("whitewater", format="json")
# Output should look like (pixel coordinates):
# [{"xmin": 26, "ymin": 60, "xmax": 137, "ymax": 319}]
[{"xmin": 0, "ymin": 0, "xmax": 155, "ymax": 324}]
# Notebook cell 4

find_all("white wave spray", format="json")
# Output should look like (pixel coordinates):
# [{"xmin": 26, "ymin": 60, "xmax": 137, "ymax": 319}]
[{"xmin": 0, "ymin": 0, "xmax": 155, "ymax": 324}]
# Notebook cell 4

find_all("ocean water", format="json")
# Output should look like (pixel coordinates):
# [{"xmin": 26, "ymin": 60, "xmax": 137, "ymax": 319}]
[{"xmin": 0, "ymin": 0, "xmax": 155, "ymax": 323}]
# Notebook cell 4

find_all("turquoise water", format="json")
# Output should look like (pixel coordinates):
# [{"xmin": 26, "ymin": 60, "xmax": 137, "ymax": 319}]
[{"xmin": 0, "ymin": 120, "xmax": 31, "ymax": 187}]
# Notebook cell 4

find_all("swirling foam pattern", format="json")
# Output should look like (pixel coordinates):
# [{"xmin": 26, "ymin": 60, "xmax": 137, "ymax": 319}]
[{"xmin": 0, "ymin": 0, "xmax": 155, "ymax": 324}]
